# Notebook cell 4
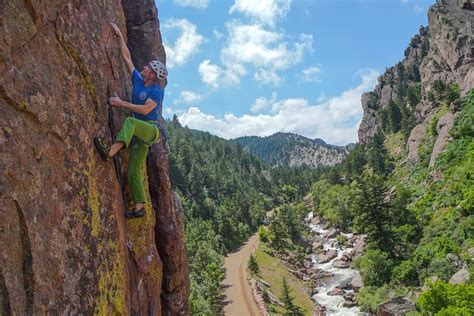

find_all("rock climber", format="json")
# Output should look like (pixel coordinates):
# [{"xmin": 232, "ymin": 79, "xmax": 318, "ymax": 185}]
[{"xmin": 94, "ymin": 23, "xmax": 167, "ymax": 219}]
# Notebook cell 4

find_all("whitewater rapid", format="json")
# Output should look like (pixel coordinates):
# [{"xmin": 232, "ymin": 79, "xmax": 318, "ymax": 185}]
[{"xmin": 307, "ymin": 212, "xmax": 367, "ymax": 316}]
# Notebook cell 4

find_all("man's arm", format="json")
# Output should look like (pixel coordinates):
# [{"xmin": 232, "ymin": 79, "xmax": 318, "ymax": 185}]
[
  {"xmin": 110, "ymin": 96, "xmax": 157, "ymax": 116},
  {"xmin": 111, "ymin": 23, "xmax": 135, "ymax": 74}
]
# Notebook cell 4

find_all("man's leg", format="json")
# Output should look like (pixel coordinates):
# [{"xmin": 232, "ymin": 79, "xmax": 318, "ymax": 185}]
[
  {"xmin": 116, "ymin": 118, "xmax": 157, "ymax": 209},
  {"xmin": 113, "ymin": 117, "xmax": 157, "ymax": 155},
  {"xmin": 127, "ymin": 139, "xmax": 149, "ymax": 207}
]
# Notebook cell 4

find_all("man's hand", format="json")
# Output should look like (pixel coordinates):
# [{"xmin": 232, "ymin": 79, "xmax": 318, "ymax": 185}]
[
  {"xmin": 110, "ymin": 23, "xmax": 123, "ymax": 38},
  {"xmin": 109, "ymin": 96, "xmax": 124, "ymax": 108}
]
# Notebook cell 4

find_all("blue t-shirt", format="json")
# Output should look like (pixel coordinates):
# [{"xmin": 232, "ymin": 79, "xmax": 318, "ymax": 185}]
[{"xmin": 131, "ymin": 69, "xmax": 163, "ymax": 121}]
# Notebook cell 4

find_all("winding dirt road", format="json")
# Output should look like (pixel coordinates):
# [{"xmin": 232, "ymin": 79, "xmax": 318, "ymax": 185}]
[{"xmin": 223, "ymin": 233, "xmax": 261, "ymax": 316}]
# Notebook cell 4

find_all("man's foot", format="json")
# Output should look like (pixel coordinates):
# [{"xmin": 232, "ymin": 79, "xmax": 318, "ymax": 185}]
[
  {"xmin": 124, "ymin": 208, "xmax": 145, "ymax": 219},
  {"xmin": 94, "ymin": 137, "xmax": 110, "ymax": 161}
]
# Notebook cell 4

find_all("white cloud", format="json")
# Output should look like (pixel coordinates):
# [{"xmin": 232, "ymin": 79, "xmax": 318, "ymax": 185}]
[
  {"xmin": 174, "ymin": 0, "xmax": 209, "ymax": 9},
  {"xmin": 299, "ymin": 65, "xmax": 322, "ymax": 82},
  {"xmin": 196, "ymin": 1, "xmax": 311, "ymax": 88},
  {"xmin": 222, "ymin": 22, "xmax": 313, "ymax": 70},
  {"xmin": 173, "ymin": 90, "xmax": 203, "ymax": 106},
  {"xmin": 163, "ymin": 19, "xmax": 204, "ymax": 68},
  {"xmin": 212, "ymin": 22, "xmax": 313, "ymax": 86},
  {"xmin": 213, "ymin": 29, "xmax": 223, "ymax": 39},
  {"xmin": 229, "ymin": 0, "xmax": 292, "ymax": 27},
  {"xmin": 251, "ymin": 92, "xmax": 278, "ymax": 112},
  {"xmin": 198, "ymin": 60, "xmax": 222, "ymax": 89},
  {"xmin": 254, "ymin": 69, "xmax": 282, "ymax": 85},
  {"xmin": 178, "ymin": 70, "xmax": 379, "ymax": 145},
  {"xmin": 198, "ymin": 60, "xmax": 244, "ymax": 89}
]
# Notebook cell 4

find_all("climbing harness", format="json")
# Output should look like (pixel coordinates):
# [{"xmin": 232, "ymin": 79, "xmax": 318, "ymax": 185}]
[{"xmin": 106, "ymin": 87, "xmax": 144, "ymax": 315}]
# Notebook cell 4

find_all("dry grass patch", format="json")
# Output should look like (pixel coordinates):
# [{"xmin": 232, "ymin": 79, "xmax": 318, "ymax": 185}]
[{"xmin": 253, "ymin": 244, "xmax": 315, "ymax": 315}]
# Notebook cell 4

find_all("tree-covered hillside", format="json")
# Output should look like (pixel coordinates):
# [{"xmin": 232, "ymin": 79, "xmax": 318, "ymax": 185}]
[
  {"xmin": 164, "ymin": 117, "xmax": 324, "ymax": 314},
  {"xmin": 231, "ymin": 132, "xmax": 352, "ymax": 167},
  {"xmin": 310, "ymin": 89, "xmax": 473, "ymax": 314}
]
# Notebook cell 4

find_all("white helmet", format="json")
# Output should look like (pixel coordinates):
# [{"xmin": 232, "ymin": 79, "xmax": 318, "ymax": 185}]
[{"xmin": 149, "ymin": 59, "xmax": 168, "ymax": 80}]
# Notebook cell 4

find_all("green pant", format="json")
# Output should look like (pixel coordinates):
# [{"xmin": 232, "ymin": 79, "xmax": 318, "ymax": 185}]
[{"xmin": 116, "ymin": 117, "xmax": 159, "ymax": 204}]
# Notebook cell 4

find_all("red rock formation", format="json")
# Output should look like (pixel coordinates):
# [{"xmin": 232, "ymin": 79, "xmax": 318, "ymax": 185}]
[{"xmin": 0, "ymin": 1, "xmax": 189, "ymax": 314}]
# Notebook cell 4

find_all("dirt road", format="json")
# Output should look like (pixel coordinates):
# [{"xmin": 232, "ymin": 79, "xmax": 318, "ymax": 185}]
[{"xmin": 223, "ymin": 233, "xmax": 261, "ymax": 316}]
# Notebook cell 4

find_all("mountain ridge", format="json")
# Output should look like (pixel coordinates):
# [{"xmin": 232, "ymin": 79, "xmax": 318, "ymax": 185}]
[{"xmin": 231, "ymin": 132, "xmax": 354, "ymax": 167}]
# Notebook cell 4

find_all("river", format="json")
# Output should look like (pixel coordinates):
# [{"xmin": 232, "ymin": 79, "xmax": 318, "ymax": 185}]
[{"xmin": 307, "ymin": 212, "xmax": 367, "ymax": 316}]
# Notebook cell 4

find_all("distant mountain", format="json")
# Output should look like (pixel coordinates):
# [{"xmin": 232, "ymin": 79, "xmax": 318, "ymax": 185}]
[{"xmin": 231, "ymin": 132, "xmax": 354, "ymax": 167}]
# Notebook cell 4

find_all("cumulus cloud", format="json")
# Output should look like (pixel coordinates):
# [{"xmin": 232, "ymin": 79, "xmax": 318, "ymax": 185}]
[
  {"xmin": 163, "ymin": 19, "xmax": 204, "ymax": 68},
  {"xmin": 198, "ymin": 60, "xmax": 222, "ymax": 89},
  {"xmin": 179, "ymin": 70, "xmax": 379, "ymax": 145},
  {"xmin": 254, "ymin": 69, "xmax": 282, "ymax": 85},
  {"xmin": 229, "ymin": 0, "xmax": 292, "ymax": 27},
  {"xmin": 251, "ymin": 92, "xmax": 278, "ymax": 112},
  {"xmin": 299, "ymin": 65, "xmax": 322, "ymax": 82},
  {"xmin": 199, "ymin": 22, "xmax": 313, "ymax": 87},
  {"xmin": 222, "ymin": 22, "xmax": 313, "ymax": 71},
  {"xmin": 173, "ymin": 90, "xmax": 203, "ymax": 106},
  {"xmin": 198, "ymin": 60, "xmax": 245, "ymax": 89},
  {"xmin": 174, "ymin": 0, "xmax": 209, "ymax": 9}
]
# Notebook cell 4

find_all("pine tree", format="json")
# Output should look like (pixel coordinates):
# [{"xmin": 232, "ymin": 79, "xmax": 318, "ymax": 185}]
[
  {"xmin": 352, "ymin": 175, "xmax": 394, "ymax": 254},
  {"xmin": 388, "ymin": 100, "xmax": 402, "ymax": 133},
  {"xmin": 281, "ymin": 277, "xmax": 304, "ymax": 316},
  {"xmin": 367, "ymin": 131, "xmax": 391, "ymax": 175},
  {"xmin": 248, "ymin": 254, "xmax": 259, "ymax": 275}
]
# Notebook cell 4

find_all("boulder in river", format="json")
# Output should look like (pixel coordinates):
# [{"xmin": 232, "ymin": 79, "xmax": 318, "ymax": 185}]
[
  {"xmin": 341, "ymin": 251, "xmax": 353, "ymax": 262},
  {"xmin": 318, "ymin": 249, "xmax": 337, "ymax": 263},
  {"xmin": 333, "ymin": 260, "xmax": 350, "ymax": 269},
  {"xmin": 311, "ymin": 216, "xmax": 322, "ymax": 225},
  {"xmin": 351, "ymin": 273, "xmax": 363, "ymax": 292},
  {"xmin": 343, "ymin": 293, "xmax": 354, "ymax": 301},
  {"xmin": 343, "ymin": 300, "xmax": 357, "ymax": 308},
  {"xmin": 325, "ymin": 227, "xmax": 339, "ymax": 238},
  {"xmin": 327, "ymin": 288, "xmax": 344, "ymax": 296},
  {"xmin": 313, "ymin": 236, "xmax": 324, "ymax": 251}
]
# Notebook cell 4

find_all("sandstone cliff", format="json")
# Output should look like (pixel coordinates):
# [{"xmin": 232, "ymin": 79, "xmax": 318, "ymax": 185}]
[
  {"xmin": 358, "ymin": 0, "xmax": 473, "ymax": 157},
  {"xmin": 0, "ymin": 1, "xmax": 189, "ymax": 314}
]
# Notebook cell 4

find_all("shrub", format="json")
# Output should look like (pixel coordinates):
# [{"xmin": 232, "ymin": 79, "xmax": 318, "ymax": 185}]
[
  {"xmin": 355, "ymin": 285, "xmax": 390, "ymax": 313},
  {"xmin": 417, "ymin": 281, "xmax": 474, "ymax": 315},
  {"xmin": 258, "ymin": 226, "xmax": 269, "ymax": 242},
  {"xmin": 336, "ymin": 234, "xmax": 349, "ymax": 246},
  {"xmin": 353, "ymin": 249, "xmax": 394, "ymax": 287}
]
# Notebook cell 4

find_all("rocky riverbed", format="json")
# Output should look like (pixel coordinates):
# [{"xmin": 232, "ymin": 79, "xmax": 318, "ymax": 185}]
[{"xmin": 307, "ymin": 212, "xmax": 367, "ymax": 316}]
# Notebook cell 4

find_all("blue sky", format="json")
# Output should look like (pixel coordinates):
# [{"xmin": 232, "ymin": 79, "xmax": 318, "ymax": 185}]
[{"xmin": 155, "ymin": 0, "xmax": 431, "ymax": 145}]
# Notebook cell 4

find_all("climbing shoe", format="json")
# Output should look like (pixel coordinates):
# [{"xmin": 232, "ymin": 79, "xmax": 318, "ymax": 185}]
[
  {"xmin": 124, "ymin": 208, "xmax": 145, "ymax": 220},
  {"xmin": 94, "ymin": 137, "xmax": 110, "ymax": 161}
]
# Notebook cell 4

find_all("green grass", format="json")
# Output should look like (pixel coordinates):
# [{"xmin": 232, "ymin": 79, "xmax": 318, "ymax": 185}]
[
  {"xmin": 385, "ymin": 131, "xmax": 406, "ymax": 160},
  {"xmin": 253, "ymin": 244, "xmax": 316, "ymax": 315}
]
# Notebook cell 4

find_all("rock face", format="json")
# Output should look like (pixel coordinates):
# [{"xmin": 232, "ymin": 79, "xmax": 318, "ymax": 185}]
[
  {"xmin": 358, "ymin": 0, "xmax": 474, "ymax": 148},
  {"xmin": 429, "ymin": 111, "xmax": 455, "ymax": 166},
  {"xmin": 406, "ymin": 122, "xmax": 428, "ymax": 162},
  {"xmin": 0, "ymin": 1, "xmax": 189, "ymax": 314}
]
